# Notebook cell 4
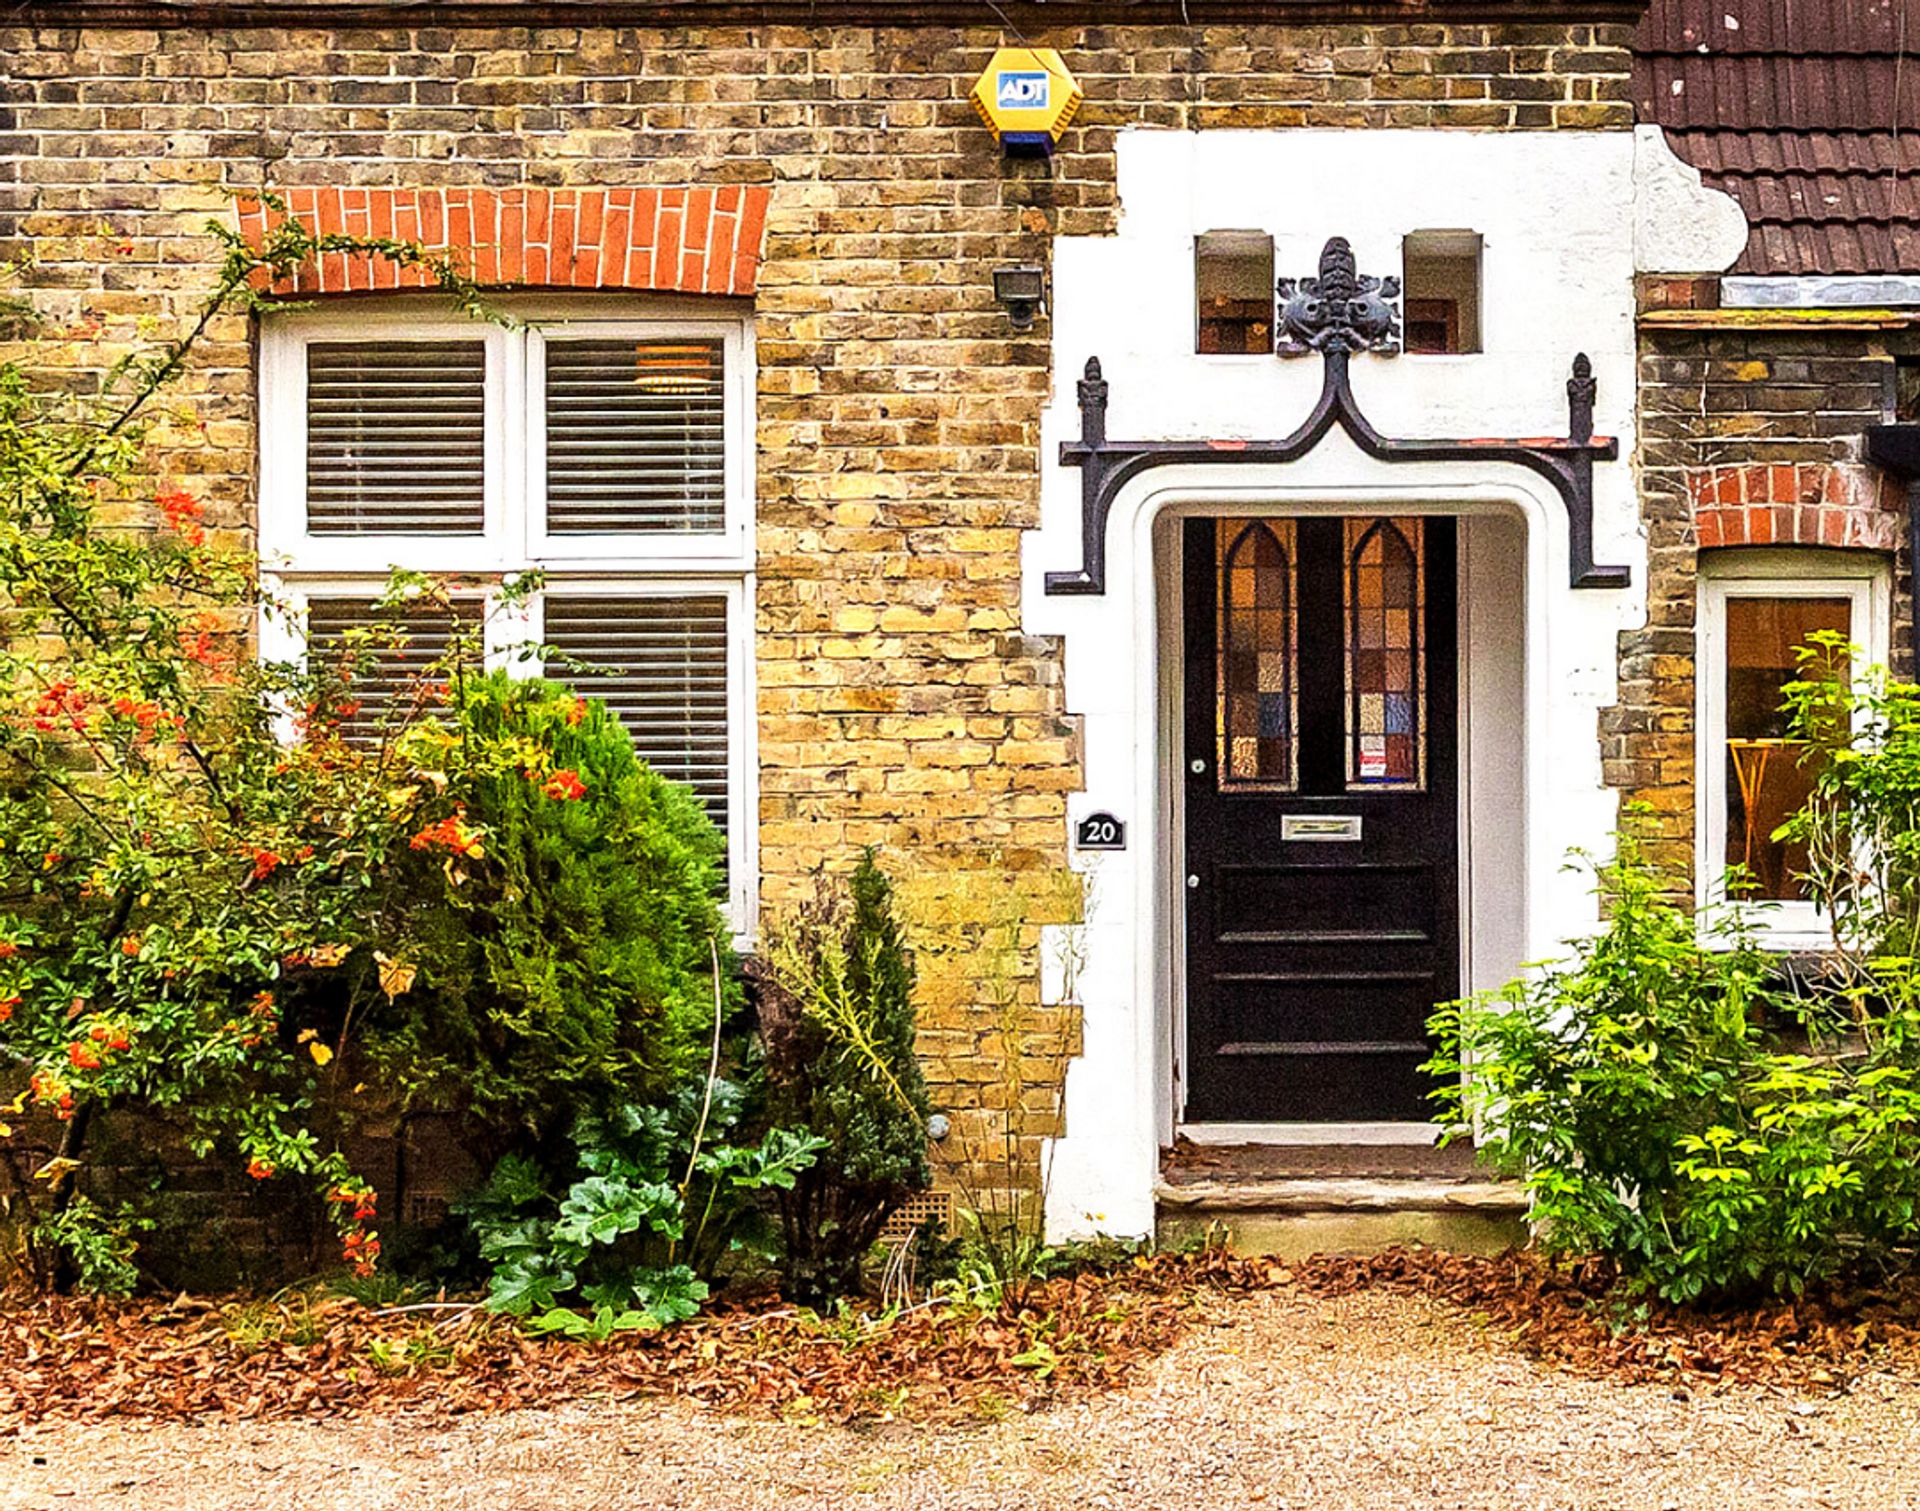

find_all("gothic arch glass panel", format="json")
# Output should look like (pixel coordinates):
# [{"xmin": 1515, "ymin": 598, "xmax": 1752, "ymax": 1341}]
[
  {"xmin": 1346, "ymin": 517, "xmax": 1424, "ymax": 789},
  {"xmin": 1216, "ymin": 519, "xmax": 1297, "ymax": 789}
]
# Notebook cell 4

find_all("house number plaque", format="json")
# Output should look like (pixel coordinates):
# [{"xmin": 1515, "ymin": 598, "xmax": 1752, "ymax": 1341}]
[
  {"xmin": 1282, "ymin": 815, "xmax": 1362, "ymax": 842},
  {"xmin": 1075, "ymin": 812, "xmax": 1126, "ymax": 851}
]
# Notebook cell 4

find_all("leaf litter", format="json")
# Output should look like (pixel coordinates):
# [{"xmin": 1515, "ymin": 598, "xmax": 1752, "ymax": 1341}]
[{"xmin": 5, "ymin": 1246, "xmax": 1920, "ymax": 1431}]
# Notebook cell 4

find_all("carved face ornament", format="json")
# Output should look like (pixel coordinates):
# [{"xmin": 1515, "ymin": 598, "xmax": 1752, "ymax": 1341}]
[{"xmin": 1277, "ymin": 236, "xmax": 1402, "ymax": 356}]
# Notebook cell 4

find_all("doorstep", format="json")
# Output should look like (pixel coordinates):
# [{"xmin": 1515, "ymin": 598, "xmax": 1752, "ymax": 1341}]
[{"xmin": 1155, "ymin": 1141, "xmax": 1530, "ymax": 1259}]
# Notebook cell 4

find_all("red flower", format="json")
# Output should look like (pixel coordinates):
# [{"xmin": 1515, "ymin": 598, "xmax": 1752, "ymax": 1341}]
[
  {"xmin": 246, "ymin": 1157, "xmax": 275, "ymax": 1180},
  {"xmin": 121, "ymin": 934, "xmax": 141, "ymax": 957},
  {"xmin": 564, "ymin": 698, "xmax": 587, "ymax": 727},
  {"xmin": 0, "ymin": 941, "xmax": 19, "ymax": 959},
  {"xmin": 252, "ymin": 850, "xmax": 280, "ymax": 881},
  {"xmin": 157, "ymin": 489, "xmax": 207, "ymax": 545},
  {"xmin": 248, "ymin": 991, "xmax": 275, "ymax": 1018},
  {"xmin": 410, "ymin": 809, "xmax": 483, "ymax": 858},
  {"xmin": 0, "ymin": 996, "xmax": 16, "ymax": 1023},
  {"xmin": 67, "ymin": 1042, "xmax": 101, "ymax": 1070},
  {"xmin": 541, "ymin": 769, "xmax": 587, "ymax": 802}
]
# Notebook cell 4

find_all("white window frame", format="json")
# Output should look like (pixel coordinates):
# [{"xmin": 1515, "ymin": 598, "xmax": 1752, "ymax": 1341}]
[
  {"xmin": 259, "ymin": 296, "xmax": 758, "ymax": 932},
  {"xmin": 1696, "ymin": 549, "xmax": 1890, "ymax": 948}
]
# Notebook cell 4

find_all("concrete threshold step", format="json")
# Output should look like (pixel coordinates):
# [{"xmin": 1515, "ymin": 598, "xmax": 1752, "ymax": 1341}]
[
  {"xmin": 1156, "ymin": 1177, "xmax": 1528, "ymax": 1215},
  {"xmin": 1156, "ymin": 1176, "xmax": 1530, "ymax": 1258}
]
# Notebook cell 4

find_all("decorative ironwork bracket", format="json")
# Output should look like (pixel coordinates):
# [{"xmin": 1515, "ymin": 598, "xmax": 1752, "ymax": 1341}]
[{"xmin": 1044, "ymin": 239, "xmax": 1629, "ymax": 596}]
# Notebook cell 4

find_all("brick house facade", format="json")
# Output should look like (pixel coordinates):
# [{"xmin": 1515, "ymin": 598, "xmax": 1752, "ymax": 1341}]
[{"xmin": 1, "ymin": 0, "xmax": 1911, "ymax": 1253}]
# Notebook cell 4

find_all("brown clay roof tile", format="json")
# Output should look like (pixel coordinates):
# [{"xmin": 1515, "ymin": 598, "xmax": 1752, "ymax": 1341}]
[{"xmin": 1634, "ymin": 0, "xmax": 1920, "ymax": 276}]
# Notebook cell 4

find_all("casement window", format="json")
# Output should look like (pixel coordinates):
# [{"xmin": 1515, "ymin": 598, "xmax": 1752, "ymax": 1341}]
[
  {"xmin": 1697, "ymin": 551, "xmax": 1889, "ymax": 944},
  {"xmin": 258, "ymin": 302, "xmax": 755, "ymax": 924}
]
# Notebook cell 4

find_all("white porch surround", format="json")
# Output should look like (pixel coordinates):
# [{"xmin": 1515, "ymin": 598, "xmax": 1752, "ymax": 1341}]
[{"xmin": 1021, "ymin": 127, "xmax": 1747, "ymax": 1241}]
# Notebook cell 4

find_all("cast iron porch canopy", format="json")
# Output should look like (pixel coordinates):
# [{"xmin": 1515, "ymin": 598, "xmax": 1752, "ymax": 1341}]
[{"xmin": 1044, "ymin": 236, "xmax": 1630, "ymax": 596}]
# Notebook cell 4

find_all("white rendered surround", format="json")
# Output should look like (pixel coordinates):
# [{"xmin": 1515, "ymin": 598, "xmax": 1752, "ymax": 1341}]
[{"xmin": 1019, "ymin": 128, "xmax": 1746, "ymax": 1240}]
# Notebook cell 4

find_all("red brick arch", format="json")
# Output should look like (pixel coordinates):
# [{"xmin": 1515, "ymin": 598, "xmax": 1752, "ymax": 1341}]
[
  {"xmin": 1690, "ymin": 462, "xmax": 1904, "ymax": 551},
  {"xmin": 236, "ymin": 186, "xmax": 771, "ymax": 298}
]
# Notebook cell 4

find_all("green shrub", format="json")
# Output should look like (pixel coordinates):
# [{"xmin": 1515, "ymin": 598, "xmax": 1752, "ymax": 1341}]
[
  {"xmin": 352, "ymin": 671, "xmax": 735, "ymax": 1156},
  {"xmin": 460, "ymin": 1082, "xmax": 823, "ymax": 1334},
  {"xmin": 1431, "ymin": 833, "xmax": 1920, "ymax": 1304},
  {"xmin": 760, "ymin": 851, "xmax": 931, "ymax": 1306}
]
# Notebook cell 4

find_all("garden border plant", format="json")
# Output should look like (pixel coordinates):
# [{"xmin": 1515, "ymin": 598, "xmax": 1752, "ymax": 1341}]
[
  {"xmin": 1433, "ymin": 636, "xmax": 1920, "ymax": 1305},
  {"xmin": 0, "ymin": 201, "xmax": 747, "ymax": 1299}
]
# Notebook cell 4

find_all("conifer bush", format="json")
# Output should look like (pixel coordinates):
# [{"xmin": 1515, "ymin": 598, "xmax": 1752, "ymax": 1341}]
[
  {"xmin": 760, "ymin": 851, "xmax": 931, "ymax": 1305},
  {"xmin": 352, "ymin": 670, "xmax": 734, "ymax": 1158}
]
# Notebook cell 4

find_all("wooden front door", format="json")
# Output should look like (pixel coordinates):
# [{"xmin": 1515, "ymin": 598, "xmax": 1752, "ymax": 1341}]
[{"xmin": 1181, "ymin": 515, "xmax": 1459, "ymax": 1124}]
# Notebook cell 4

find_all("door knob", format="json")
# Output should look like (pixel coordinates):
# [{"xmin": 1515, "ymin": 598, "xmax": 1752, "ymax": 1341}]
[
  {"xmin": 1190, "ymin": 759, "xmax": 1206, "ymax": 774},
  {"xmin": 1187, "ymin": 874, "xmax": 1200, "ymax": 889}
]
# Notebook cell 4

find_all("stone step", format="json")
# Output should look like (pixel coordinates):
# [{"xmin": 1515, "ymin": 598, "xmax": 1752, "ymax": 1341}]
[{"xmin": 1155, "ymin": 1176, "xmax": 1530, "ymax": 1259}]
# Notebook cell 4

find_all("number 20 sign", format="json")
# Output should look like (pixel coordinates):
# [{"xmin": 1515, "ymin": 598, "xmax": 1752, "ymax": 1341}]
[{"xmin": 1075, "ymin": 812, "xmax": 1126, "ymax": 851}]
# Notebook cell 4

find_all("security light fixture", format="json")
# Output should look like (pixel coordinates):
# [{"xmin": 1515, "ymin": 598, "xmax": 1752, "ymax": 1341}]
[{"xmin": 994, "ymin": 265, "xmax": 1046, "ymax": 331}]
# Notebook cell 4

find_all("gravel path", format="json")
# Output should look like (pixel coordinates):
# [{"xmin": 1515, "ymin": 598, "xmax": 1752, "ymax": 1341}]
[{"xmin": 4, "ymin": 1287, "xmax": 1917, "ymax": 1510}]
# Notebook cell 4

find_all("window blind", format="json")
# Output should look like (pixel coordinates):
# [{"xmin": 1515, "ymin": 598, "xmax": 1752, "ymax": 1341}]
[
  {"xmin": 543, "ymin": 339, "xmax": 726, "ymax": 534},
  {"xmin": 542, "ymin": 596, "xmax": 730, "ymax": 837},
  {"xmin": 304, "ymin": 598, "xmax": 483, "ymax": 746},
  {"xmin": 306, "ymin": 342, "xmax": 487, "ymax": 536}
]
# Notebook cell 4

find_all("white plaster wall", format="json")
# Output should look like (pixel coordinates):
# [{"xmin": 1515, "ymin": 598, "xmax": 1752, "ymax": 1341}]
[{"xmin": 1021, "ymin": 128, "xmax": 1738, "ymax": 1241}]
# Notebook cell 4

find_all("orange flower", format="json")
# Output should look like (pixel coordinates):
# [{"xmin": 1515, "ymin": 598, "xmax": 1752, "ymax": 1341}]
[
  {"xmin": 0, "ymin": 941, "xmax": 20, "ymax": 960},
  {"xmin": 120, "ymin": 934, "xmax": 141, "ymax": 957},
  {"xmin": 541, "ymin": 769, "xmax": 587, "ymax": 802},
  {"xmin": 251, "ymin": 850, "xmax": 280, "ymax": 881},
  {"xmin": 0, "ymin": 995, "xmax": 18, "ymax": 1023},
  {"xmin": 67, "ymin": 1042, "xmax": 101, "ymax": 1070},
  {"xmin": 564, "ymin": 698, "xmax": 587, "ymax": 727},
  {"xmin": 246, "ymin": 1157, "xmax": 274, "ymax": 1180},
  {"xmin": 410, "ymin": 809, "xmax": 484, "ymax": 858}
]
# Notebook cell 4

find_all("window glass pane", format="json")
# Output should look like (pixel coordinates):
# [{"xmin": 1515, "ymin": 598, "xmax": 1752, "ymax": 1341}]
[
  {"xmin": 1196, "ymin": 232, "xmax": 1274, "ymax": 355},
  {"xmin": 1723, "ymin": 596, "xmax": 1850, "ymax": 901},
  {"xmin": 1402, "ymin": 232, "xmax": 1481, "ymax": 355},
  {"xmin": 542, "ymin": 596, "xmax": 730, "ymax": 843},
  {"xmin": 1215, "ymin": 519, "xmax": 1297, "ymax": 790},
  {"xmin": 306, "ymin": 343, "xmax": 487, "ymax": 535},
  {"xmin": 545, "ymin": 339, "xmax": 726, "ymax": 534},
  {"xmin": 1346, "ymin": 518, "xmax": 1424, "ymax": 789},
  {"xmin": 304, "ymin": 598, "xmax": 483, "ymax": 745}
]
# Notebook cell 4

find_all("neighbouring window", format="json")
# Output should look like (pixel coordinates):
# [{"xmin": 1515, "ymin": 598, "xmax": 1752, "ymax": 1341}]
[
  {"xmin": 1401, "ymin": 231, "xmax": 1482, "ymax": 355},
  {"xmin": 260, "ymin": 306, "xmax": 755, "ymax": 920},
  {"xmin": 1698, "ymin": 553, "xmax": 1888, "ymax": 937},
  {"xmin": 1196, "ymin": 231, "xmax": 1275, "ymax": 355}
]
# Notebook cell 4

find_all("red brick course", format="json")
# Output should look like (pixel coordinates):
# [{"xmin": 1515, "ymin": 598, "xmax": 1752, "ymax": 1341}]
[
  {"xmin": 1689, "ymin": 462, "xmax": 1903, "ymax": 551},
  {"xmin": 235, "ymin": 186, "xmax": 771, "ymax": 298}
]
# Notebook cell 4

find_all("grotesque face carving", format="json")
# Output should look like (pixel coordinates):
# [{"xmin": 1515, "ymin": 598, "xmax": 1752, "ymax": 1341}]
[{"xmin": 1277, "ymin": 236, "xmax": 1402, "ymax": 357}]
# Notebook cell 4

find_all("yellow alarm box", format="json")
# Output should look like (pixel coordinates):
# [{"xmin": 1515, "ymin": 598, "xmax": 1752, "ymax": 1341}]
[{"xmin": 970, "ymin": 48, "xmax": 1083, "ymax": 157}]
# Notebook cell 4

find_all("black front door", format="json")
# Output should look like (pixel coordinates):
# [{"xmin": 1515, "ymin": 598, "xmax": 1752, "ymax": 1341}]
[{"xmin": 1181, "ymin": 515, "xmax": 1458, "ymax": 1123}]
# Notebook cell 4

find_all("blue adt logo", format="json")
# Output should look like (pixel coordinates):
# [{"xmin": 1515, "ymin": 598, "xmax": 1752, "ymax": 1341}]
[{"xmin": 996, "ymin": 71, "xmax": 1049, "ymax": 110}]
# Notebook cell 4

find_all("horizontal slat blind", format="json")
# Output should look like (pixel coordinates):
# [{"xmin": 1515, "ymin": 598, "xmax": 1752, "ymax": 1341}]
[
  {"xmin": 542, "ymin": 596, "xmax": 730, "ymax": 838},
  {"xmin": 544, "ymin": 339, "xmax": 726, "ymax": 534},
  {"xmin": 306, "ymin": 342, "xmax": 487, "ymax": 536},
  {"xmin": 305, "ymin": 598, "xmax": 483, "ymax": 745}
]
